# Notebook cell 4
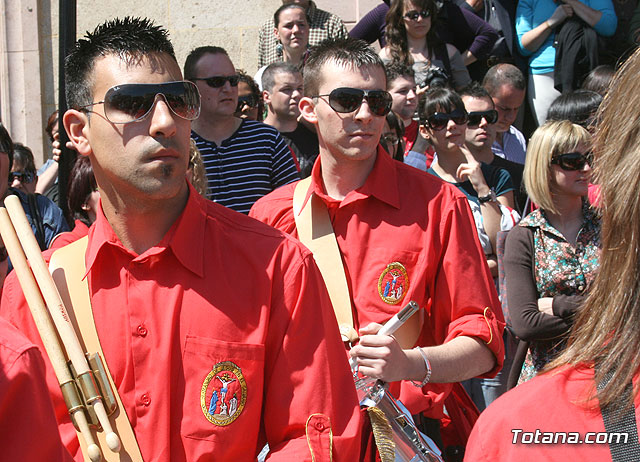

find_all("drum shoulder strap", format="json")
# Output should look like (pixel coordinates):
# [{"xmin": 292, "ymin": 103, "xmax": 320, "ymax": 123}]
[
  {"xmin": 49, "ymin": 236, "xmax": 144, "ymax": 461},
  {"xmin": 293, "ymin": 179, "xmax": 358, "ymax": 343}
]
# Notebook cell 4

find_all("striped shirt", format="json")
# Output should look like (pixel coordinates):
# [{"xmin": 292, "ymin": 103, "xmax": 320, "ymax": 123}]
[{"xmin": 192, "ymin": 120, "xmax": 300, "ymax": 214}]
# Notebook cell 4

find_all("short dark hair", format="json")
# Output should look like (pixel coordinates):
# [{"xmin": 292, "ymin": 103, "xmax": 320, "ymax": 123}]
[
  {"xmin": 459, "ymin": 82, "xmax": 494, "ymax": 105},
  {"xmin": 262, "ymin": 62, "xmax": 301, "ymax": 92},
  {"xmin": 183, "ymin": 46, "xmax": 229, "ymax": 81},
  {"xmin": 419, "ymin": 87, "xmax": 466, "ymax": 124},
  {"xmin": 12, "ymin": 143, "xmax": 37, "ymax": 173},
  {"xmin": 0, "ymin": 123, "xmax": 14, "ymax": 170},
  {"xmin": 65, "ymin": 17, "xmax": 176, "ymax": 110},
  {"xmin": 303, "ymin": 38, "xmax": 384, "ymax": 97},
  {"xmin": 274, "ymin": 3, "xmax": 310, "ymax": 27},
  {"xmin": 385, "ymin": 62, "xmax": 415, "ymax": 89},
  {"xmin": 547, "ymin": 90, "xmax": 603, "ymax": 128},
  {"xmin": 482, "ymin": 63, "xmax": 526, "ymax": 96},
  {"xmin": 67, "ymin": 156, "xmax": 97, "ymax": 226}
]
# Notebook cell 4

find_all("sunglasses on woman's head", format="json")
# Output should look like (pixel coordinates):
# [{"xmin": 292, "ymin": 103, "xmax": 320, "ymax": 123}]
[
  {"xmin": 79, "ymin": 81, "xmax": 201, "ymax": 124},
  {"xmin": 191, "ymin": 75, "xmax": 240, "ymax": 88},
  {"xmin": 551, "ymin": 151, "xmax": 592, "ymax": 171},
  {"xmin": 404, "ymin": 10, "xmax": 431, "ymax": 21},
  {"xmin": 314, "ymin": 87, "xmax": 393, "ymax": 117},
  {"xmin": 467, "ymin": 109, "xmax": 498, "ymax": 127},
  {"xmin": 424, "ymin": 111, "xmax": 469, "ymax": 131}
]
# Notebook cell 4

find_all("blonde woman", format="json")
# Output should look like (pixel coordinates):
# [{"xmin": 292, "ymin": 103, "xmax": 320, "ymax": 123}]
[{"xmin": 504, "ymin": 120, "xmax": 600, "ymax": 384}]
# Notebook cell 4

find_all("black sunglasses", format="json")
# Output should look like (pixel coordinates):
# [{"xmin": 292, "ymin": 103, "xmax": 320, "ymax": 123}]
[
  {"xmin": 404, "ymin": 10, "xmax": 431, "ymax": 21},
  {"xmin": 192, "ymin": 75, "xmax": 240, "ymax": 88},
  {"xmin": 425, "ymin": 111, "xmax": 469, "ymax": 131},
  {"xmin": 80, "ymin": 81, "xmax": 201, "ymax": 124},
  {"xmin": 9, "ymin": 171, "xmax": 35, "ymax": 184},
  {"xmin": 314, "ymin": 87, "xmax": 392, "ymax": 117},
  {"xmin": 236, "ymin": 95, "xmax": 258, "ymax": 112},
  {"xmin": 551, "ymin": 151, "xmax": 592, "ymax": 171},
  {"xmin": 467, "ymin": 110, "xmax": 498, "ymax": 127}
]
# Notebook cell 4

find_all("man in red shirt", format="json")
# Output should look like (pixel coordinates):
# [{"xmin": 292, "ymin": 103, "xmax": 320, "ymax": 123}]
[
  {"xmin": 0, "ymin": 17, "xmax": 361, "ymax": 461},
  {"xmin": 250, "ymin": 38, "xmax": 505, "ymax": 452},
  {"xmin": 0, "ymin": 316, "xmax": 71, "ymax": 462}
]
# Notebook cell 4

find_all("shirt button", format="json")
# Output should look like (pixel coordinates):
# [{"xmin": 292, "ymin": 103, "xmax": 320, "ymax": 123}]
[
  {"xmin": 137, "ymin": 325, "xmax": 148, "ymax": 337},
  {"xmin": 141, "ymin": 393, "xmax": 151, "ymax": 406},
  {"xmin": 314, "ymin": 421, "xmax": 325, "ymax": 431}
]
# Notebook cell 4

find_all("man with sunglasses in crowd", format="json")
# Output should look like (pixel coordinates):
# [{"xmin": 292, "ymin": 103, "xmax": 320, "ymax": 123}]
[
  {"xmin": 0, "ymin": 18, "xmax": 363, "ymax": 461},
  {"xmin": 250, "ymin": 38, "xmax": 504, "ymax": 456},
  {"xmin": 460, "ymin": 84, "xmax": 526, "ymax": 213},
  {"xmin": 185, "ymin": 46, "xmax": 300, "ymax": 214},
  {"xmin": 458, "ymin": 83, "xmax": 524, "ymax": 412},
  {"xmin": 262, "ymin": 62, "xmax": 319, "ymax": 178},
  {"xmin": 482, "ymin": 63, "xmax": 528, "ymax": 165}
]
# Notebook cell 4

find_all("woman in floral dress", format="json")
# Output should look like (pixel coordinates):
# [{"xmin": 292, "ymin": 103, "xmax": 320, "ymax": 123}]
[{"xmin": 504, "ymin": 120, "xmax": 600, "ymax": 384}]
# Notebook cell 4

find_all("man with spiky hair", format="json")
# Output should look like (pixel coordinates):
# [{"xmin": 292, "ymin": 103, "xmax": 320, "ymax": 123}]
[
  {"xmin": 1, "ymin": 17, "xmax": 362, "ymax": 461},
  {"xmin": 250, "ymin": 38, "xmax": 505, "ymax": 454}
]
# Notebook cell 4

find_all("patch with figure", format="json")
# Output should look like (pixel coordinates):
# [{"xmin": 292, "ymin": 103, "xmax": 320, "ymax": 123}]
[
  {"xmin": 378, "ymin": 262, "xmax": 409, "ymax": 305},
  {"xmin": 200, "ymin": 361, "xmax": 247, "ymax": 426}
]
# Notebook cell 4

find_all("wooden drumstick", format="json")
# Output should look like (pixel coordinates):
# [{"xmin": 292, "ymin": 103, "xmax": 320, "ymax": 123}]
[
  {"xmin": 0, "ymin": 207, "xmax": 102, "ymax": 462},
  {"xmin": 4, "ymin": 196, "xmax": 121, "ymax": 454}
]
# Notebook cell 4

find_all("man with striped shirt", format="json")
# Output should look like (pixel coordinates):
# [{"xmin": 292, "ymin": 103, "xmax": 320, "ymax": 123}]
[{"xmin": 185, "ymin": 46, "xmax": 300, "ymax": 214}]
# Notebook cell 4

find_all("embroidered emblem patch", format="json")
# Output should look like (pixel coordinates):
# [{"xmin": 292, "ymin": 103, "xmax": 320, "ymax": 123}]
[
  {"xmin": 378, "ymin": 262, "xmax": 409, "ymax": 305},
  {"xmin": 200, "ymin": 361, "xmax": 247, "ymax": 426}
]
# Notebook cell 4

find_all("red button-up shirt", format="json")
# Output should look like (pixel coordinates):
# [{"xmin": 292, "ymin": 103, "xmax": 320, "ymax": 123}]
[
  {"xmin": 250, "ymin": 148, "xmax": 505, "ymax": 419},
  {"xmin": 1, "ymin": 184, "xmax": 362, "ymax": 461},
  {"xmin": 0, "ymin": 316, "xmax": 72, "ymax": 462}
]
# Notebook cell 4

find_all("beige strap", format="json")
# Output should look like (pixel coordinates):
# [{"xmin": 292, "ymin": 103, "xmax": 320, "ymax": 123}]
[
  {"xmin": 293, "ymin": 178, "xmax": 358, "ymax": 343},
  {"xmin": 49, "ymin": 236, "xmax": 144, "ymax": 461},
  {"xmin": 292, "ymin": 179, "xmax": 423, "ymax": 349}
]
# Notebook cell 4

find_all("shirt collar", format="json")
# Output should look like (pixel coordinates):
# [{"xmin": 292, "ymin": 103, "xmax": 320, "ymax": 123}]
[
  {"xmin": 85, "ymin": 182, "xmax": 206, "ymax": 278},
  {"xmin": 519, "ymin": 199, "xmax": 598, "ymax": 240},
  {"xmin": 297, "ymin": 145, "xmax": 401, "ymax": 214}
]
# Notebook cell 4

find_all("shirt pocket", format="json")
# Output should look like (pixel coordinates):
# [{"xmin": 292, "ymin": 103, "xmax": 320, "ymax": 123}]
[{"xmin": 181, "ymin": 335, "xmax": 265, "ymax": 445}]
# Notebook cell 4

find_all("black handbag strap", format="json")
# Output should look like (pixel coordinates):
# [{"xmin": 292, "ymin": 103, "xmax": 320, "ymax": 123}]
[{"xmin": 597, "ymin": 368, "xmax": 640, "ymax": 461}]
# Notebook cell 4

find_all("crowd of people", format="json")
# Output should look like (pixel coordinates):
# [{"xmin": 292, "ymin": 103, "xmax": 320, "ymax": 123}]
[{"xmin": 1, "ymin": 0, "xmax": 640, "ymax": 460}]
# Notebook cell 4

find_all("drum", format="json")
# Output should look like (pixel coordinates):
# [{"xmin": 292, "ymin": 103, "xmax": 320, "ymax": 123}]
[{"xmin": 356, "ymin": 378, "xmax": 444, "ymax": 462}]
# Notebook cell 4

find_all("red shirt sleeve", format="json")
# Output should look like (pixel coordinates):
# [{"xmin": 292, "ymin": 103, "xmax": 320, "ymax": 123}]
[
  {"xmin": 263, "ymin": 252, "xmax": 363, "ymax": 460},
  {"xmin": 0, "ymin": 318, "xmax": 73, "ymax": 462}
]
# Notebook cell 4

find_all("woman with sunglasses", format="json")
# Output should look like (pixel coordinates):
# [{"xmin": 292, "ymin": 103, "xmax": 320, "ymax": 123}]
[
  {"xmin": 234, "ymin": 71, "xmax": 263, "ymax": 121},
  {"xmin": 420, "ymin": 87, "xmax": 515, "ymax": 263},
  {"xmin": 504, "ymin": 120, "xmax": 599, "ymax": 385},
  {"xmin": 380, "ymin": 0, "xmax": 472, "ymax": 91},
  {"xmin": 381, "ymin": 110, "xmax": 406, "ymax": 162}
]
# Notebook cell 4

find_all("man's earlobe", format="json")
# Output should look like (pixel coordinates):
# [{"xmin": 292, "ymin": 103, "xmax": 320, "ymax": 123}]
[
  {"xmin": 299, "ymin": 97, "xmax": 318, "ymax": 124},
  {"xmin": 262, "ymin": 90, "xmax": 271, "ymax": 106},
  {"xmin": 63, "ymin": 109, "xmax": 92, "ymax": 156}
]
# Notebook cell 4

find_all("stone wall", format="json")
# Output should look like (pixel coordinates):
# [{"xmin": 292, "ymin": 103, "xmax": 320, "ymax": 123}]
[{"xmin": 0, "ymin": 0, "xmax": 382, "ymax": 164}]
